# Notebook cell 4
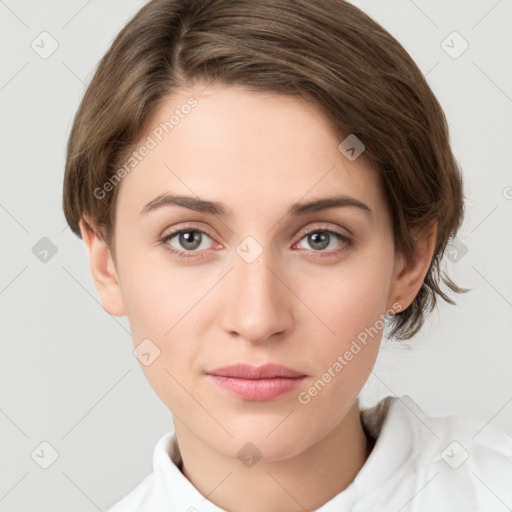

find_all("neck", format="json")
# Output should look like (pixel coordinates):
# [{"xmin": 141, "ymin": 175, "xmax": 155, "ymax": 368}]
[{"xmin": 174, "ymin": 400, "xmax": 371, "ymax": 512}]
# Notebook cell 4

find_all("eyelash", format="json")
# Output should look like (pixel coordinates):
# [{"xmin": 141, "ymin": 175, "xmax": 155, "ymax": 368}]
[{"xmin": 158, "ymin": 225, "xmax": 353, "ymax": 260}]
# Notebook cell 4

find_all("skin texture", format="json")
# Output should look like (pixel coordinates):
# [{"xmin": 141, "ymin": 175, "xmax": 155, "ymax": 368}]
[{"xmin": 80, "ymin": 82, "xmax": 436, "ymax": 512}]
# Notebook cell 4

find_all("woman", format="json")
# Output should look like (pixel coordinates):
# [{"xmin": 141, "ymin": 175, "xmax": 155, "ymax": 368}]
[{"xmin": 62, "ymin": 0, "xmax": 512, "ymax": 510}]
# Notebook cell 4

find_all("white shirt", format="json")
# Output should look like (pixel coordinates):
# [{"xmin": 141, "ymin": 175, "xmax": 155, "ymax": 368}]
[{"xmin": 107, "ymin": 395, "xmax": 512, "ymax": 511}]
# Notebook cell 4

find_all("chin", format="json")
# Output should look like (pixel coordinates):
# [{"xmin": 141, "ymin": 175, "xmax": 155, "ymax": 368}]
[{"xmin": 210, "ymin": 415, "xmax": 319, "ymax": 462}]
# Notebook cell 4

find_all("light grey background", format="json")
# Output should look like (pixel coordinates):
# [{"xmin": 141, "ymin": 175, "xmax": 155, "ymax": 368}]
[{"xmin": 1, "ymin": 0, "xmax": 511, "ymax": 510}]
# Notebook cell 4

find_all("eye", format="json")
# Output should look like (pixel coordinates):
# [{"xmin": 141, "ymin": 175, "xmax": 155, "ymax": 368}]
[
  {"xmin": 160, "ymin": 228, "xmax": 216, "ymax": 259},
  {"xmin": 159, "ymin": 225, "xmax": 353, "ymax": 260},
  {"xmin": 295, "ymin": 229, "xmax": 352, "ymax": 255}
]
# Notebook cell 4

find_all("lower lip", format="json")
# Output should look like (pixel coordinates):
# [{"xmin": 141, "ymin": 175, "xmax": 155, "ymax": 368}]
[{"xmin": 208, "ymin": 375, "xmax": 306, "ymax": 401}]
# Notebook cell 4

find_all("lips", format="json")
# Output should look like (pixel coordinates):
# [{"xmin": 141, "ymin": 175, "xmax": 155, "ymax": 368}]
[
  {"xmin": 206, "ymin": 363, "xmax": 307, "ymax": 401},
  {"xmin": 207, "ymin": 363, "xmax": 307, "ymax": 379}
]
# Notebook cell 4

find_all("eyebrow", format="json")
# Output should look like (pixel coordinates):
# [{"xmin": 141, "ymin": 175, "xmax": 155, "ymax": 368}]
[{"xmin": 140, "ymin": 193, "xmax": 373, "ymax": 220}]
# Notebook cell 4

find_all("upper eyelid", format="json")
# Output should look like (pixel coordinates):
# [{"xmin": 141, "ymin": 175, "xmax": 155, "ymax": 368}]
[
  {"xmin": 300, "ymin": 225, "xmax": 350, "ymax": 237},
  {"xmin": 163, "ymin": 224, "xmax": 217, "ymax": 242}
]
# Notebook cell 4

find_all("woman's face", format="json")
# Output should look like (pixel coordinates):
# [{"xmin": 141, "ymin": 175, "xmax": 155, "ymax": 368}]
[{"xmin": 107, "ymin": 82, "xmax": 405, "ymax": 460}]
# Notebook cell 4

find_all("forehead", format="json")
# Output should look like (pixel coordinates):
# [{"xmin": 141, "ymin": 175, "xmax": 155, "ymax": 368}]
[{"xmin": 115, "ymin": 82, "xmax": 386, "ymax": 224}]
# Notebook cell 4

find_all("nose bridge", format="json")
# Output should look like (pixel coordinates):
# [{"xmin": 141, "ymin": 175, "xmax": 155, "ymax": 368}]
[{"xmin": 220, "ymin": 241, "xmax": 293, "ymax": 342}]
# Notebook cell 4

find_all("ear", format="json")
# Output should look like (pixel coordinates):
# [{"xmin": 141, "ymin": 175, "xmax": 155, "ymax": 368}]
[
  {"xmin": 387, "ymin": 221, "xmax": 437, "ymax": 313},
  {"xmin": 79, "ymin": 218, "xmax": 126, "ymax": 317}
]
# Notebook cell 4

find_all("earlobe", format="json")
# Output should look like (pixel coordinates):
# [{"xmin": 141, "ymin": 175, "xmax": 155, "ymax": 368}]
[
  {"xmin": 79, "ymin": 219, "xmax": 126, "ymax": 317},
  {"xmin": 387, "ymin": 222, "xmax": 438, "ymax": 313}
]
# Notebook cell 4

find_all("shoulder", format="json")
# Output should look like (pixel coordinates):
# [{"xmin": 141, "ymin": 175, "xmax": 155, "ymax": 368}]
[
  {"xmin": 105, "ymin": 432, "xmax": 175, "ymax": 512},
  {"xmin": 392, "ymin": 395, "xmax": 512, "ymax": 466},
  {"xmin": 105, "ymin": 430, "xmax": 226, "ymax": 512},
  {"xmin": 106, "ymin": 473, "xmax": 154, "ymax": 512},
  {"xmin": 372, "ymin": 395, "xmax": 512, "ymax": 510}
]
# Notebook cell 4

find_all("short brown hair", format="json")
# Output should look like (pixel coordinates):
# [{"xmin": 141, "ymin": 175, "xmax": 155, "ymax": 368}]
[{"xmin": 62, "ymin": 0, "xmax": 467, "ymax": 341}]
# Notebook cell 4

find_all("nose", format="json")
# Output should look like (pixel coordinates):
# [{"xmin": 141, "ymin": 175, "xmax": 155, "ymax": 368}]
[{"xmin": 220, "ymin": 247, "xmax": 294, "ymax": 344}]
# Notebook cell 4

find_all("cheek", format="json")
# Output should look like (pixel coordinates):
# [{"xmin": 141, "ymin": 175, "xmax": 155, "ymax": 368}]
[
  {"xmin": 118, "ymin": 254, "xmax": 208, "ymax": 407},
  {"xmin": 118, "ymin": 247, "xmax": 207, "ymax": 339},
  {"xmin": 118, "ymin": 253, "xmax": 218, "ymax": 402},
  {"xmin": 295, "ymin": 257, "xmax": 393, "ymax": 421},
  {"xmin": 302, "ymin": 247, "xmax": 394, "ymax": 343}
]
